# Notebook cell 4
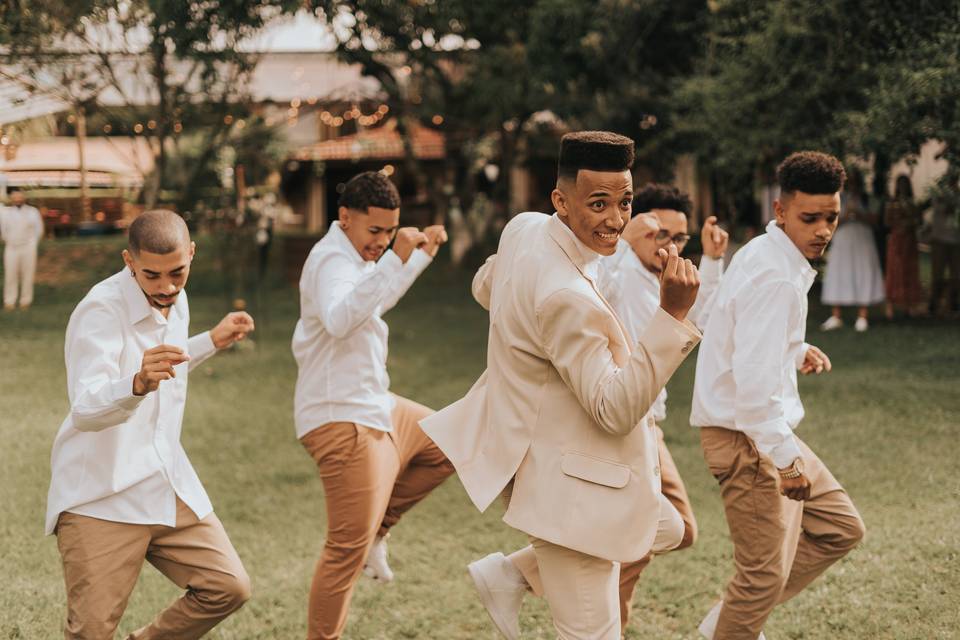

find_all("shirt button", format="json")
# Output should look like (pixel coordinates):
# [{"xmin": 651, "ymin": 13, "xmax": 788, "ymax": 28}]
[{"xmin": 654, "ymin": 466, "xmax": 661, "ymax": 476}]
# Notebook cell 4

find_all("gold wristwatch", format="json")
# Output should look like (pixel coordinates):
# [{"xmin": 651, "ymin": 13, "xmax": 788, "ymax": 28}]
[{"xmin": 778, "ymin": 458, "xmax": 804, "ymax": 479}]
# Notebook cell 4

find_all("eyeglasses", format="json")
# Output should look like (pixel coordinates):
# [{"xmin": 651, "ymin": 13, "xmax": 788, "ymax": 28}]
[{"xmin": 655, "ymin": 229, "xmax": 691, "ymax": 247}]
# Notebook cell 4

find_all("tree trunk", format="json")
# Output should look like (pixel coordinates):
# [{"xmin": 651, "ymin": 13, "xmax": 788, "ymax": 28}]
[
  {"xmin": 75, "ymin": 104, "xmax": 91, "ymax": 222},
  {"xmin": 146, "ymin": 33, "xmax": 167, "ymax": 208}
]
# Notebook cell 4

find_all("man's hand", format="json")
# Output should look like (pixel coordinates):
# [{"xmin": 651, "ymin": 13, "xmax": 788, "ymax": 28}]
[
  {"xmin": 780, "ymin": 473, "xmax": 811, "ymax": 501},
  {"xmin": 800, "ymin": 344, "xmax": 832, "ymax": 375},
  {"xmin": 210, "ymin": 311, "xmax": 256, "ymax": 349},
  {"xmin": 393, "ymin": 227, "xmax": 429, "ymax": 263},
  {"xmin": 421, "ymin": 225, "xmax": 449, "ymax": 257},
  {"xmin": 133, "ymin": 345, "xmax": 190, "ymax": 396},
  {"xmin": 701, "ymin": 216, "xmax": 729, "ymax": 259},
  {"xmin": 659, "ymin": 244, "xmax": 700, "ymax": 321}
]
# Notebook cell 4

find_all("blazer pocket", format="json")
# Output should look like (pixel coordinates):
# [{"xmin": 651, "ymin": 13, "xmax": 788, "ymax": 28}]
[{"xmin": 561, "ymin": 452, "xmax": 631, "ymax": 489}]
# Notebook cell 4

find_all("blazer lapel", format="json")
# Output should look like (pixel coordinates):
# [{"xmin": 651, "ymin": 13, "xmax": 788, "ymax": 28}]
[{"xmin": 547, "ymin": 216, "xmax": 631, "ymax": 352}]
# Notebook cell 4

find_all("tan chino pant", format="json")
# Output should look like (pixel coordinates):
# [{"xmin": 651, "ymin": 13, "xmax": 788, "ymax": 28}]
[
  {"xmin": 55, "ymin": 497, "xmax": 251, "ymax": 640},
  {"xmin": 509, "ymin": 426, "xmax": 698, "ymax": 633},
  {"xmin": 700, "ymin": 427, "xmax": 865, "ymax": 639},
  {"xmin": 300, "ymin": 395, "xmax": 454, "ymax": 640}
]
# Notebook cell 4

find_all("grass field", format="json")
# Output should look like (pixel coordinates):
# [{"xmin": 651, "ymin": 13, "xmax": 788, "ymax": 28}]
[{"xmin": 1, "ymin": 236, "xmax": 958, "ymax": 639}]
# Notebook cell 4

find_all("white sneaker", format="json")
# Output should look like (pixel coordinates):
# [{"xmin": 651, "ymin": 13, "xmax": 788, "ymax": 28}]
[
  {"xmin": 468, "ymin": 552, "xmax": 526, "ymax": 640},
  {"xmin": 698, "ymin": 601, "xmax": 766, "ymax": 640},
  {"xmin": 854, "ymin": 317, "xmax": 869, "ymax": 332},
  {"xmin": 820, "ymin": 316, "xmax": 844, "ymax": 331},
  {"xmin": 362, "ymin": 536, "xmax": 394, "ymax": 583}
]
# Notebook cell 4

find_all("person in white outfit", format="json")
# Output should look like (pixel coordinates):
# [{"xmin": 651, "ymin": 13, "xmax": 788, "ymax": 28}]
[
  {"xmin": 464, "ymin": 183, "xmax": 730, "ymax": 639},
  {"xmin": 819, "ymin": 169, "xmax": 884, "ymax": 332},
  {"xmin": 1, "ymin": 187, "xmax": 44, "ymax": 309}
]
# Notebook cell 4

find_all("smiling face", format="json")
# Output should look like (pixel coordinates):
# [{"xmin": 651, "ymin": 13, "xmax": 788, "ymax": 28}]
[
  {"xmin": 122, "ymin": 242, "xmax": 195, "ymax": 313},
  {"xmin": 339, "ymin": 205, "xmax": 400, "ymax": 262},
  {"xmin": 552, "ymin": 169, "xmax": 633, "ymax": 256},
  {"xmin": 774, "ymin": 191, "xmax": 841, "ymax": 259}
]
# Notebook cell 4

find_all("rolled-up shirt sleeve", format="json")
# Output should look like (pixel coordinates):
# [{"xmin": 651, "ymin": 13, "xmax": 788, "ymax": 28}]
[
  {"xmin": 732, "ymin": 280, "xmax": 804, "ymax": 468},
  {"xmin": 66, "ymin": 302, "xmax": 145, "ymax": 432}
]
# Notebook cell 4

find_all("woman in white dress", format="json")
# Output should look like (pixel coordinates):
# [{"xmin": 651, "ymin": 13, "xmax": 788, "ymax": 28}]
[{"xmin": 820, "ymin": 170, "xmax": 885, "ymax": 331}]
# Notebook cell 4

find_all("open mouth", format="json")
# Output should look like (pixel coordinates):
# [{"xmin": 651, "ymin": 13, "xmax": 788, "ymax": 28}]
[{"xmin": 594, "ymin": 230, "xmax": 620, "ymax": 245}]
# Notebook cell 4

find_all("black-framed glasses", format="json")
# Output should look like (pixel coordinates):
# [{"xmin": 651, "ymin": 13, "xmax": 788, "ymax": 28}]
[{"xmin": 655, "ymin": 229, "xmax": 691, "ymax": 247}]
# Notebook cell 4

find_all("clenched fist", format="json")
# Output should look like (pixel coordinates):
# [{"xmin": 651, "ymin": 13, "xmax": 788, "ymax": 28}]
[
  {"xmin": 421, "ymin": 225, "xmax": 449, "ymax": 257},
  {"xmin": 701, "ymin": 216, "xmax": 729, "ymax": 259},
  {"xmin": 393, "ymin": 227, "xmax": 429, "ymax": 263},
  {"xmin": 210, "ymin": 311, "xmax": 255, "ymax": 349},
  {"xmin": 659, "ymin": 244, "xmax": 700, "ymax": 321},
  {"xmin": 133, "ymin": 345, "xmax": 190, "ymax": 396}
]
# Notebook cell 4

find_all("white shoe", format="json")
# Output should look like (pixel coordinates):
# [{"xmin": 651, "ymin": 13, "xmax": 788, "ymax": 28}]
[
  {"xmin": 698, "ymin": 601, "xmax": 766, "ymax": 640},
  {"xmin": 854, "ymin": 317, "xmax": 869, "ymax": 332},
  {"xmin": 362, "ymin": 536, "xmax": 394, "ymax": 583},
  {"xmin": 820, "ymin": 316, "xmax": 843, "ymax": 331},
  {"xmin": 468, "ymin": 552, "xmax": 526, "ymax": 640}
]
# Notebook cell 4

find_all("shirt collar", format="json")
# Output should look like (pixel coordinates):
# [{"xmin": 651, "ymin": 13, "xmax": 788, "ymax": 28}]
[
  {"xmin": 329, "ymin": 221, "xmax": 367, "ymax": 265},
  {"xmin": 549, "ymin": 213, "xmax": 602, "ymax": 281},
  {"xmin": 119, "ymin": 268, "xmax": 155, "ymax": 324},
  {"xmin": 765, "ymin": 220, "xmax": 817, "ymax": 288}
]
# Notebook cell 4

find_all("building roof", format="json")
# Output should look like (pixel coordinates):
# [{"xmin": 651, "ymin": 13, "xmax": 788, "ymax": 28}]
[
  {"xmin": 292, "ymin": 120, "xmax": 444, "ymax": 162},
  {"xmin": 0, "ymin": 137, "xmax": 153, "ymax": 187}
]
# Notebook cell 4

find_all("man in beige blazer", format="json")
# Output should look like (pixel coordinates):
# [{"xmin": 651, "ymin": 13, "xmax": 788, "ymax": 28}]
[{"xmin": 421, "ymin": 131, "xmax": 702, "ymax": 639}]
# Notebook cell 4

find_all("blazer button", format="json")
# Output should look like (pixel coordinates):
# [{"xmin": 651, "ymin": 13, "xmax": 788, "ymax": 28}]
[{"xmin": 681, "ymin": 346, "xmax": 690, "ymax": 354}]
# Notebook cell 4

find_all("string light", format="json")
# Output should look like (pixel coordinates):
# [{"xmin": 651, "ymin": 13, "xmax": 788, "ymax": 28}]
[{"xmin": 133, "ymin": 123, "xmax": 144, "ymax": 133}]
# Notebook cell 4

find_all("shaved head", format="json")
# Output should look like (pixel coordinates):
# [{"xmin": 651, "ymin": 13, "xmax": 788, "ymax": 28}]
[{"xmin": 128, "ymin": 209, "xmax": 191, "ymax": 255}]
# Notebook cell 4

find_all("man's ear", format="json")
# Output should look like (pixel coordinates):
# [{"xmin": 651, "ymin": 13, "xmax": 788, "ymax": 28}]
[
  {"xmin": 189, "ymin": 241, "xmax": 196, "ymax": 260},
  {"xmin": 338, "ymin": 206, "xmax": 351, "ymax": 229},
  {"xmin": 122, "ymin": 249, "xmax": 134, "ymax": 273},
  {"xmin": 773, "ymin": 198, "xmax": 786, "ymax": 225},
  {"xmin": 551, "ymin": 187, "xmax": 567, "ymax": 218}
]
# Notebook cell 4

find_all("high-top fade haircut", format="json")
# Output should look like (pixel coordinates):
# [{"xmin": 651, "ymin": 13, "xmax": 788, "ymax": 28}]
[
  {"xmin": 777, "ymin": 151, "xmax": 846, "ymax": 197},
  {"xmin": 128, "ymin": 209, "xmax": 190, "ymax": 255},
  {"xmin": 339, "ymin": 171, "xmax": 402, "ymax": 212},
  {"xmin": 557, "ymin": 131, "xmax": 635, "ymax": 181},
  {"xmin": 632, "ymin": 183, "xmax": 692, "ymax": 217}
]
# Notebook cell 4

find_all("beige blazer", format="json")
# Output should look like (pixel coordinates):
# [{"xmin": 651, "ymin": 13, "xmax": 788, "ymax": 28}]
[{"xmin": 421, "ymin": 212, "xmax": 701, "ymax": 562}]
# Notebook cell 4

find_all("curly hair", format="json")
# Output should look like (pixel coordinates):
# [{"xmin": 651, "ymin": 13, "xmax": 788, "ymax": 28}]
[
  {"xmin": 558, "ymin": 131, "xmax": 635, "ymax": 179},
  {"xmin": 339, "ymin": 171, "xmax": 401, "ymax": 211},
  {"xmin": 777, "ymin": 151, "xmax": 846, "ymax": 196},
  {"xmin": 632, "ymin": 183, "xmax": 692, "ymax": 217}
]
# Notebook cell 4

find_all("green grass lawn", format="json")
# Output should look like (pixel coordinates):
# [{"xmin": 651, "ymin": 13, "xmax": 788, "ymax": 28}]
[{"xmin": 1, "ymin": 236, "xmax": 958, "ymax": 639}]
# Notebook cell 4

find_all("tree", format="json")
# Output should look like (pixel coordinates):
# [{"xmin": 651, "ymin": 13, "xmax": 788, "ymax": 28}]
[{"xmin": 675, "ymin": 0, "xmax": 960, "ymax": 211}]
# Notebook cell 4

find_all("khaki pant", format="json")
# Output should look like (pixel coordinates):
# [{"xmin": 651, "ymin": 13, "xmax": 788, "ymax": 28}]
[
  {"xmin": 700, "ymin": 427, "xmax": 865, "ymax": 640},
  {"xmin": 55, "ymin": 498, "xmax": 251, "ymax": 640},
  {"xmin": 509, "ymin": 426, "xmax": 698, "ymax": 633},
  {"xmin": 300, "ymin": 395, "xmax": 454, "ymax": 640},
  {"xmin": 3, "ymin": 242, "xmax": 37, "ymax": 307}
]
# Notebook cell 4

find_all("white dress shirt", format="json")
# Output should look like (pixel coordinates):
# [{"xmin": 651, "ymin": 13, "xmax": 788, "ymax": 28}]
[
  {"xmin": 292, "ymin": 222, "xmax": 432, "ymax": 438},
  {"xmin": 598, "ymin": 240, "xmax": 723, "ymax": 421},
  {"xmin": 45, "ymin": 270, "xmax": 218, "ymax": 535},
  {"xmin": 0, "ymin": 204, "xmax": 44, "ymax": 246},
  {"xmin": 690, "ymin": 221, "xmax": 815, "ymax": 469}
]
